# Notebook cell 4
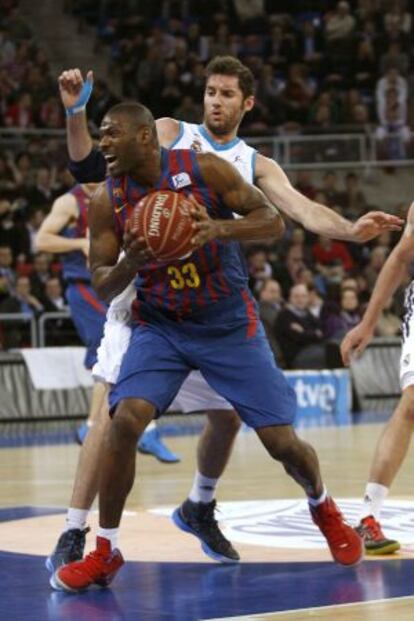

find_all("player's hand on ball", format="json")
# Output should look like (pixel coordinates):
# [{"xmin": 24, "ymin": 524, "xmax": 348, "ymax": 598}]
[
  {"xmin": 340, "ymin": 322, "xmax": 374, "ymax": 366},
  {"xmin": 189, "ymin": 194, "xmax": 220, "ymax": 248},
  {"xmin": 58, "ymin": 68, "xmax": 93, "ymax": 110},
  {"xmin": 123, "ymin": 221, "xmax": 152, "ymax": 269}
]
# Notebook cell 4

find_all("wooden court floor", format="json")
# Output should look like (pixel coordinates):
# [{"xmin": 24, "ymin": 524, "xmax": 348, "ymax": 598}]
[{"xmin": 1, "ymin": 423, "xmax": 414, "ymax": 620}]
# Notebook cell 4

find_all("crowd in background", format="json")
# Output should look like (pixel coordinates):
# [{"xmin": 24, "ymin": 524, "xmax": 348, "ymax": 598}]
[
  {"xmin": 66, "ymin": 0, "xmax": 414, "ymax": 159},
  {"xmin": 0, "ymin": 0, "xmax": 411, "ymax": 363}
]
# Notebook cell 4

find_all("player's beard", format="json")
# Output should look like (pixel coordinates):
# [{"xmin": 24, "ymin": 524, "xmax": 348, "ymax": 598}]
[{"xmin": 205, "ymin": 109, "xmax": 243, "ymax": 137}]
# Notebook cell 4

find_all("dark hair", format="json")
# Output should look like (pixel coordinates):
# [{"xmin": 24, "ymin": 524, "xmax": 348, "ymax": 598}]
[
  {"xmin": 107, "ymin": 102, "xmax": 156, "ymax": 134},
  {"xmin": 205, "ymin": 56, "xmax": 255, "ymax": 99}
]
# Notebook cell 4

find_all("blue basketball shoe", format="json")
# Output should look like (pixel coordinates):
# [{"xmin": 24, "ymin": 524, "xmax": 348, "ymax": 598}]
[
  {"xmin": 137, "ymin": 428, "xmax": 180, "ymax": 463},
  {"xmin": 46, "ymin": 527, "xmax": 90, "ymax": 573}
]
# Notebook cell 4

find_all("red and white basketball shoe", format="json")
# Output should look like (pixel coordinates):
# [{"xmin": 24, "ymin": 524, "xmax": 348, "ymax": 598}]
[{"xmin": 51, "ymin": 536, "xmax": 124, "ymax": 593}]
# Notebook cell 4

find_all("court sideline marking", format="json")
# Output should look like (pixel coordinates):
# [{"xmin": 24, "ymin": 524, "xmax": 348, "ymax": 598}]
[{"xmin": 205, "ymin": 594, "xmax": 414, "ymax": 620}]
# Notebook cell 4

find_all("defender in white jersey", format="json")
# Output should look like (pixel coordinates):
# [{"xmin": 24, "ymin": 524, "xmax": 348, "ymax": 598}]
[
  {"xmin": 51, "ymin": 56, "xmax": 401, "ymax": 571},
  {"xmin": 341, "ymin": 202, "xmax": 414, "ymax": 556}
]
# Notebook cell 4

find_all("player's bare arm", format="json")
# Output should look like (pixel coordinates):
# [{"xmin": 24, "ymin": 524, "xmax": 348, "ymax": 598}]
[
  {"xmin": 193, "ymin": 152, "xmax": 285, "ymax": 246},
  {"xmin": 341, "ymin": 203, "xmax": 414, "ymax": 366},
  {"xmin": 88, "ymin": 183, "xmax": 151, "ymax": 303},
  {"xmin": 255, "ymin": 154, "xmax": 403, "ymax": 242},
  {"xmin": 58, "ymin": 68, "xmax": 94, "ymax": 162},
  {"xmin": 35, "ymin": 193, "xmax": 89, "ymax": 255}
]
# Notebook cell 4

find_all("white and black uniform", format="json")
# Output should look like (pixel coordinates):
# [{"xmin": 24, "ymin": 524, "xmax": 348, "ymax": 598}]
[
  {"xmin": 400, "ymin": 281, "xmax": 414, "ymax": 390},
  {"xmin": 93, "ymin": 122, "xmax": 257, "ymax": 412}
]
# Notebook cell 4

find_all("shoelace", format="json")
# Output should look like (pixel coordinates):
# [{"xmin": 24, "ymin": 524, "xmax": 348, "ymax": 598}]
[
  {"xmin": 317, "ymin": 504, "xmax": 354, "ymax": 548},
  {"xmin": 363, "ymin": 517, "xmax": 385, "ymax": 541},
  {"xmin": 195, "ymin": 502, "xmax": 232, "ymax": 547},
  {"xmin": 75, "ymin": 548, "xmax": 113, "ymax": 578},
  {"xmin": 60, "ymin": 527, "xmax": 90, "ymax": 559}
]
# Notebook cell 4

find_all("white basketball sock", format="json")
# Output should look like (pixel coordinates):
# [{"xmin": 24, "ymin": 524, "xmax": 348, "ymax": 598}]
[
  {"xmin": 145, "ymin": 420, "xmax": 156, "ymax": 432},
  {"xmin": 97, "ymin": 527, "xmax": 119, "ymax": 550},
  {"xmin": 308, "ymin": 486, "xmax": 328, "ymax": 507},
  {"xmin": 359, "ymin": 482, "xmax": 389, "ymax": 522},
  {"xmin": 189, "ymin": 471, "xmax": 218, "ymax": 504},
  {"xmin": 65, "ymin": 508, "xmax": 89, "ymax": 531}
]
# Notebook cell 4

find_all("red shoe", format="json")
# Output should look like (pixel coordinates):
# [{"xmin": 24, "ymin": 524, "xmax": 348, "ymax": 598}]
[
  {"xmin": 310, "ymin": 497, "xmax": 364, "ymax": 566},
  {"xmin": 51, "ymin": 537, "xmax": 124, "ymax": 593}
]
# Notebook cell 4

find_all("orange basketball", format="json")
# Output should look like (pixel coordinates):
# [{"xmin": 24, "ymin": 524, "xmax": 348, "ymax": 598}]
[{"xmin": 130, "ymin": 190, "xmax": 195, "ymax": 261}]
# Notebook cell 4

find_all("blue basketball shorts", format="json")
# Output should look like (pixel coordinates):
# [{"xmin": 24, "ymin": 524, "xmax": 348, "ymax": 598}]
[
  {"xmin": 109, "ymin": 301, "xmax": 297, "ymax": 429},
  {"xmin": 65, "ymin": 282, "xmax": 107, "ymax": 369}
]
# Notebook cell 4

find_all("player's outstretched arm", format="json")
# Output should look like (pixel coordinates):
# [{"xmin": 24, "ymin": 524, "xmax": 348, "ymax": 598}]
[
  {"xmin": 88, "ymin": 184, "xmax": 151, "ymax": 303},
  {"xmin": 193, "ymin": 152, "xmax": 285, "ymax": 245},
  {"xmin": 35, "ymin": 194, "xmax": 88, "ymax": 255},
  {"xmin": 341, "ymin": 203, "xmax": 414, "ymax": 365},
  {"xmin": 58, "ymin": 68, "xmax": 94, "ymax": 162},
  {"xmin": 255, "ymin": 154, "xmax": 403, "ymax": 242}
]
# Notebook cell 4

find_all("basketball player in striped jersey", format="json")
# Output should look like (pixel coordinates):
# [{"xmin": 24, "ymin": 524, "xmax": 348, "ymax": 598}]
[
  {"xmin": 51, "ymin": 101, "xmax": 367, "ymax": 592},
  {"xmin": 52, "ymin": 56, "xmax": 402, "ymax": 569},
  {"xmin": 341, "ymin": 202, "xmax": 414, "ymax": 555}
]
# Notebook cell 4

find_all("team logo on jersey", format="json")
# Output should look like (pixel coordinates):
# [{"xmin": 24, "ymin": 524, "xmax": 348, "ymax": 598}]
[
  {"xmin": 190, "ymin": 138, "xmax": 203, "ymax": 153},
  {"xmin": 403, "ymin": 353, "xmax": 410, "ymax": 366},
  {"xmin": 233, "ymin": 155, "xmax": 243, "ymax": 163},
  {"xmin": 171, "ymin": 172, "xmax": 192, "ymax": 189}
]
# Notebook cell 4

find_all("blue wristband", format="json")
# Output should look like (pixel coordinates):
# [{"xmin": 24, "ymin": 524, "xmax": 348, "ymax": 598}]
[{"xmin": 66, "ymin": 78, "xmax": 93, "ymax": 117}]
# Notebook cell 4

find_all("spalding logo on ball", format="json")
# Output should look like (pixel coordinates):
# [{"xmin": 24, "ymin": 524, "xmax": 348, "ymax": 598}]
[{"xmin": 130, "ymin": 190, "xmax": 195, "ymax": 261}]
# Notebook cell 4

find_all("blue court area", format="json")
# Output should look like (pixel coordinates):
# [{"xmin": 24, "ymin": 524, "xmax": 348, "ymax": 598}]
[{"xmin": 1, "ymin": 550, "xmax": 414, "ymax": 621}]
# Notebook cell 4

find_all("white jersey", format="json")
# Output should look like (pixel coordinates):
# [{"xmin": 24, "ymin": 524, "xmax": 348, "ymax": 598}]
[
  {"xmin": 171, "ymin": 121, "xmax": 257, "ymax": 184},
  {"xmin": 400, "ymin": 281, "xmax": 414, "ymax": 390}
]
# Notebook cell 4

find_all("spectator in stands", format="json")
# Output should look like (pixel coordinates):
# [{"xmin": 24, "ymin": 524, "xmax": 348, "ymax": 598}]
[
  {"xmin": 325, "ymin": 2, "xmax": 356, "ymax": 45},
  {"xmin": 341, "ymin": 172, "xmax": 368, "ymax": 218},
  {"xmin": 258, "ymin": 278, "xmax": 284, "ymax": 364},
  {"xmin": 364, "ymin": 246, "xmax": 388, "ymax": 291},
  {"xmin": 0, "ymin": 199, "xmax": 22, "ymax": 256},
  {"xmin": 0, "ymin": 244, "xmax": 15, "ymax": 303},
  {"xmin": 323, "ymin": 287, "xmax": 361, "ymax": 339},
  {"xmin": 274, "ymin": 243, "xmax": 307, "ymax": 297},
  {"xmin": 173, "ymin": 94, "xmax": 202, "ymax": 124},
  {"xmin": 264, "ymin": 23, "xmax": 296, "ymax": 68},
  {"xmin": 379, "ymin": 42, "xmax": 409, "ymax": 76},
  {"xmin": 295, "ymin": 170, "xmax": 317, "ymax": 200},
  {"xmin": 376, "ymin": 86, "xmax": 411, "ymax": 160},
  {"xmin": 312, "ymin": 235, "xmax": 354, "ymax": 280},
  {"xmin": 276, "ymin": 283, "xmax": 325, "ymax": 369},
  {"xmin": 247, "ymin": 246, "xmax": 273, "ymax": 295},
  {"xmin": 158, "ymin": 61, "xmax": 183, "ymax": 117},
  {"xmin": 297, "ymin": 20, "xmax": 324, "ymax": 69},
  {"xmin": 42, "ymin": 276, "xmax": 67, "ymax": 312},
  {"xmin": 279, "ymin": 63, "xmax": 316, "ymax": 125},
  {"xmin": 29, "ymin": 252, "xmax": 54, "ymax": 302},
  {"xmin": 0, "ymin": 274, "xmax": 42, "ymax": 349},
  {"xmin": 87, "ymin": 79, "xmax": 119, "ymax": 128},
  {"xmin": 19, "ymin": 207, "xmax": 45, "ymax": 260},
  {"xmin": 320, "ymin": 172, "xmax": 344, "ymax": 208},
  {"xmin": 25, "ymin": 166, "xmax": 59, "ymax": 207},
  {"xmin": 352, "ymin": 38, "xmax": 377, "ymax": 91},
  {"xmin": 5, "ymin": 92, "xmax": 33, "ymax": 128}
]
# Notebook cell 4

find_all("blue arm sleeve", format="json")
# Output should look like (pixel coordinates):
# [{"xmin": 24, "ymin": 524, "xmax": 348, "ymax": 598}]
[{"xmin": 68, "ymin": 148, "xmax": 107, "ymax": 183}]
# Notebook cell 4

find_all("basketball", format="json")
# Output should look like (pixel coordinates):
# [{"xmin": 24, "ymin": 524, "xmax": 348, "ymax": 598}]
[{"xmin": 130, "ymin": 190, "xmax": 195, "ymax": 261}]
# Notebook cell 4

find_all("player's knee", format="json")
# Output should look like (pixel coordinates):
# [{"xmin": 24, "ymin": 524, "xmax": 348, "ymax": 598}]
[
  {"xmin": 206, "ymin": 409, "xmax": 241, "ymax": 436},
  {"xmin": 113, "ymin": 398, "xmax": 155, "ymax": 437},
  {"xmin": 397, "ymin": 387, "xmax": 414, "ymax": 422}
]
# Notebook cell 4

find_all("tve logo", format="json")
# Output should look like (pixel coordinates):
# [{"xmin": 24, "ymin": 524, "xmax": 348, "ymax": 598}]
[
  {"xmin": 285, "ymin": 369, "xmax": 351, "ymax": 426},
  {"xmin": 295, "ymin": 378, "xmax": 336, "ymax": 412}
]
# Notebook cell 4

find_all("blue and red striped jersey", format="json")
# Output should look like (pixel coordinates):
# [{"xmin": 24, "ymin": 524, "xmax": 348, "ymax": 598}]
[
  {"xmin": 106, "ymin": 148, "xmax": 250, "ymax": 318},
  {"xmin": 60, "ymin": 184, "xmax": 90, "ymax": 282}
]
